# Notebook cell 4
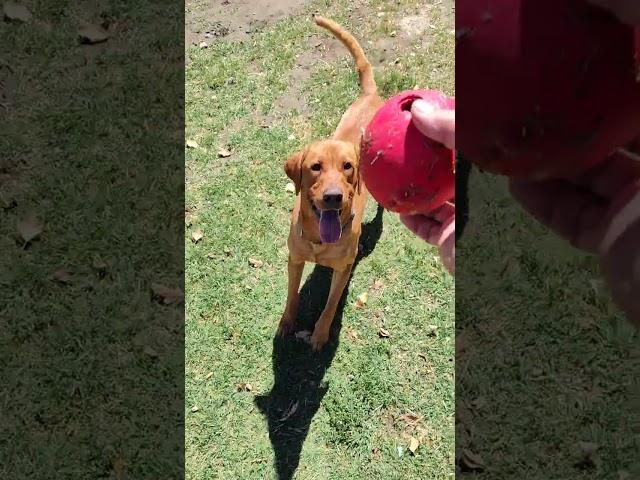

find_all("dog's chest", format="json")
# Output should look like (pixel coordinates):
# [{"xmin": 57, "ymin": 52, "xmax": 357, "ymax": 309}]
[
  {"xmin": 298, "ymin": 239, "xmax": 356, "ymax": 270},
  {"xmin": 302, "ymin": 242, "xmax": 331, "ymax": 263}
]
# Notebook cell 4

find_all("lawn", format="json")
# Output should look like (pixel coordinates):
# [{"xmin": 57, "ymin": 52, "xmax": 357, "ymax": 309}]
[
  {"xmin": 0, "ymin": 0, "xmax": 184, "ymax": 477},
  {"xmin": 185, "ymin": 0, "xmax": 455, "ymax": 478},
  {"xmin": 457, "ymin": 172, "xmax": 640, "ymax": 478}
]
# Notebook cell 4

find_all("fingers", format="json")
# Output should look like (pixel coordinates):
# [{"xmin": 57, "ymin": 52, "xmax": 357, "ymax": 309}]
[
  {"xmin": 400, "ymin": 208, "xmax": 455, "ymax": 248},
  {"xmin": 600, "ymin": 218, "xmax": 640, "ymax": 325},
  {"xmin": 574, "ymin": 152, "xmax": 640, "ymax": 199},
  {"xmin": 600, "ymin": 185, "xmax": 640, "ymax": 254},
  {"xmin": 400, "ymin": 214, "xmax": 443, "ymax": 245},
  {"xmin": 400, "ymin": 212, "xmax": 455, "ymax": 275},
  {"xmin": 410, "ymin": 99, "xmax": 456, "ymax": 150},
  {"xmin": 509, "ymin": 178, "xmax": 608, "ymax": 253},
  {"xmin": 430, "ymin": 202, "xmax": 455, "ymax": 224}
]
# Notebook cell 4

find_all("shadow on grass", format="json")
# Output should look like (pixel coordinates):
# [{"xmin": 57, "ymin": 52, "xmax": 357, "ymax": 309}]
[{"xmin": 255, "ymin": 204, "xmax": 384, "ymax": 480}]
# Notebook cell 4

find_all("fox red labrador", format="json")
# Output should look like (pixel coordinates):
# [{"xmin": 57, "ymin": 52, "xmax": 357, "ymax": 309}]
[{"xmin": 278, "ymin": 15, "xmax": 383, "ymax": 350}]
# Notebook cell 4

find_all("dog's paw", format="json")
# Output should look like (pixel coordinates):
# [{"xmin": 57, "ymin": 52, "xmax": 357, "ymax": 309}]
[{"xmin": 310, "ymin": 329, "xmax": 330, "ymax": 351}]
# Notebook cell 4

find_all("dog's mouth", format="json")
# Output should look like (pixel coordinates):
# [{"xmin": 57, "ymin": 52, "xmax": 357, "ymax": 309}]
[
  {"xmin": 310, "ymin": 202, "xmax": 342, "ymax": 243},
  {"xmin": 310, "ymin": 203, "xmax": 342, "ymax": 218}
]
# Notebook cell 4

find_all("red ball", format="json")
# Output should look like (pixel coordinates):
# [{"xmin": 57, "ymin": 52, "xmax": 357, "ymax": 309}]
[
  {"xmin": 360, "ymin": 89, "xmax": 455, "ymax": 214},
  {"xmin": 456, "ymin": 0, "xmax": 640, "ymax": 179}
]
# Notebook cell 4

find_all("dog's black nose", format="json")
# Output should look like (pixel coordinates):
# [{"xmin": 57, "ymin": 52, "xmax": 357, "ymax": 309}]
[{"xmin": 323, "ymin": 189, "xmax": 343, "ymax": 208}]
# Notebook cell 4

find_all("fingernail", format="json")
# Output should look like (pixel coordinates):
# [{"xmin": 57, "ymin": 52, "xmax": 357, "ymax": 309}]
[{"xmin": 411, "ymin": 99, "xmax": 435, "ymax": 115}]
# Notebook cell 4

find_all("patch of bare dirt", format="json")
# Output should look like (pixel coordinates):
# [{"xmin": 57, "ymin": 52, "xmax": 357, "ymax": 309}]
[
  {"xmin": 265, "ymin": 35, "xmax": 349, "ymax": 123},
  {"xmin": 185, "ymin": 0, "xmax": 311, "ymax": 46},
  {"xmin": 398, "ymin": 2, "xmax": 454, "ymax": 39},
  {"xmin": 203, "ymin": 0, "xmax": 454, "ymax": 138}
]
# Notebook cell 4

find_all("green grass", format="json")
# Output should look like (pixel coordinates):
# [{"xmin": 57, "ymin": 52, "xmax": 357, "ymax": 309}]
[
  {"xmin": 185, "ymin": 1, "xmax": 455, "ymax": 479},
  {"xmin": 457, "ymin": 173, "xmax": 640, "ymax": 478},
  {"xmin": 0, "ymin": 0, "xmax": 183, "ymax": 478}
]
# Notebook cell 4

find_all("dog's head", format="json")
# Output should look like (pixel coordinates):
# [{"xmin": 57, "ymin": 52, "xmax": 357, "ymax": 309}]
[
  {"xmin": 284, "ymin": 140, "xmax": 361, "ymax": 243},
  {"xmin": 284, "ymin": 139, "xmax": 361, "ymax": 212}
]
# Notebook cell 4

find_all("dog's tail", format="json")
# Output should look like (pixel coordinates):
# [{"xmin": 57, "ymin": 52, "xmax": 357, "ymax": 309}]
[{"xmin": 313, "ymin": 14, "xmax": 377, "ymax": 95}]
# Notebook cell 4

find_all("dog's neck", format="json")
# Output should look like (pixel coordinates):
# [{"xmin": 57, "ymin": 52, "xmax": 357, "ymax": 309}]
[{"xmin": 298, "ymin": 204, "xmax": 355, "ymax": 245}]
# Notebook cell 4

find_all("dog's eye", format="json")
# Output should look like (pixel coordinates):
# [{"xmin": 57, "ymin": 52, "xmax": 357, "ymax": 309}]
[
  {"xmin": 311, "ymin": 163, "xmax": 322, "ymax": 171},
  {"xmin": 344, "ymin": 162, "xmax": 352, "ymax": 170}
]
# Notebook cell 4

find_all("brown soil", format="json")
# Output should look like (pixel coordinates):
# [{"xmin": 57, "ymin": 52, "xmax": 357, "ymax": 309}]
[
  {"xmin": 187, "ymin": 0, "xmax": 455, "ymax": 132},
  {"xmin": 185, "ymin": 0, "xmax": 311, "ymax": 46}
]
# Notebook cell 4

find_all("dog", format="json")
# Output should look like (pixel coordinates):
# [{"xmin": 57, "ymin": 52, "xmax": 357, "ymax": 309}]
[{"xmin": 277, "ymin": 15, "xmax": 384, "ymax": 350}]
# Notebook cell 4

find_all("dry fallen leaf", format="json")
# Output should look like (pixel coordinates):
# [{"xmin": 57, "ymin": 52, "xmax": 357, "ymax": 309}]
[
  {"xmin": 78, "ymin": 23, "xmax": 109, "ymax": 44},
  {"xmin": 399, "ymin": 413, "xmax": 420, "ymax": 426},
  {"xmin": 347, "ymin": 329, "xmax": 359, "ymax": 341},
  {"xmin": 199, "ymin": 41, "xmax": 208, "ymax": 49},
  {"xmin": 589, "ymin": 279, "xmax": 604, "ymax": 296},
  {"xmin": 408, "ymin": 436, "xmax": 420, "ymax": 454},
  {"xmin": 206, "ymin": 252, "xmax": 216, "ymax": 259},
  {"xmin": 92, "ymin": 258, "xmax": 108, "ymax": 278},
  {"xmin": 186, "ymin": 139, "xmax": 199, "ymax": 149},
  {"xmin": 205, "ymin": 372, "xmax": 213, "ymax": 380},
  {"xmin": 151, "ymin": 284, "xmax": 184, "ymax": 305},
  {"xmin": 461, "ymin": 448, "xmax": 485, "ymax": 471},
  {"xmin": 378, "ymin": 327, "xmax": 390, "ymax": 338},
  {"xmin": 51, "ymin": 269, "xmax": 72, "ymax": 284},
  {"xmin": 237, "ymin": 382, "xmax": 253, "ymax": 392},
  {"xmin": 372, "ymin": 279, "xmax": 384, "ymax": 290},
  {"xmin": 191, "ymin": 405, "xmax": 200, "ymax": 413},
  {"xmin": 3, "ymin": 2, "xmax": 31, "ymax": 22},
  {"xmin": 248, "ymin": 258, "xmax": 263, "ymax": 268},
  {"xmin": 218, "ymin": 147, "xmax": 232, "ymax": 158},
  {"xmin": 355, "ymin": 292, "xmax": 368, "ymax": 309},
  {"xmin": 17, "ymin": 214, "xmax": 43, "ymax": 244},
  {"xmin": 191, "ymin": 229, "xmax": 204, "ymax": 243},
  {"xmin": 285, "ymin": 182, "xmax": 296, "ymax": 193}
]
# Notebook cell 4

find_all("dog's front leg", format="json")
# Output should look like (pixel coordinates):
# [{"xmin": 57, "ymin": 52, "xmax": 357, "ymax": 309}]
[
  {"xmin": 277, "ymin": 255, "xmax": 305, "ymax": 336},
  {"xmin": 310, "ymin": 265, "xmax": 352, "ymax": 351}
]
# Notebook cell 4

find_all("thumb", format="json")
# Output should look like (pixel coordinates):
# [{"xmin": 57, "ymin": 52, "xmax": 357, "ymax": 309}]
[{"xmin": 410, "ymin": 99, "xmax": 456, "ymax": 149}]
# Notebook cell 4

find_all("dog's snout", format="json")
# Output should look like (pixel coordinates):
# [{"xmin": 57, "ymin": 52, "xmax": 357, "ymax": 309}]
[{"xmin": 322, "ymin": 188, "xmax": 343, "ymax": 208}]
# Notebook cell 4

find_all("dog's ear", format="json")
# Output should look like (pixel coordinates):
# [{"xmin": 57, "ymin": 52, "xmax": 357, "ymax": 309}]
[
  {"xmin": 353, "ymin": 145, "xmax": 362, "ymax": 195},
  {"xmin": 284, "ymin": 149, "xmax": 305, "ymax": 194}
]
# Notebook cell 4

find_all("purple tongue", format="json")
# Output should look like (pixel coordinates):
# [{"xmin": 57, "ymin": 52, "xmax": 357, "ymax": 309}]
[{"xmin": 319, "ymin": 210, "xmax": 341, "ymax": 243}]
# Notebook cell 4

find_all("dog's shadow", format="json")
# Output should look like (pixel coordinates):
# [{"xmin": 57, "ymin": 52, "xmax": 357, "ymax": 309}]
[{"xmin": 255, "ymin": 204, "xmax": 384, "ymax": 480}]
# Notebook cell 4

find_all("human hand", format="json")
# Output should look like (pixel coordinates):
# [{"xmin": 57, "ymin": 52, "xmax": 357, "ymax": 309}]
[
  {"xmin": 400, "ymin": 202, "xmax": 455, "ymax": 275},
  {"xmin": 509, "ymin": 148, "xmax": 640, "ymax": 324},
  {"xmin": 586, "ymin": 0, "xmax": 640, "ymax": 25},
  {"xmin": 399, "ymin": 99, "xmax": 456, "ymax": 275}
]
